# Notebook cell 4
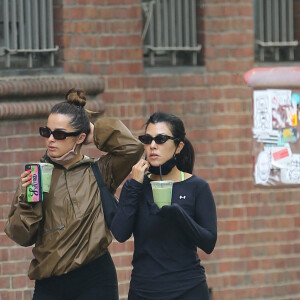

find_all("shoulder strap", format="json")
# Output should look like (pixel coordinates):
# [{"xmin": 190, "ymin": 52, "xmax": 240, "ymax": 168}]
[
  {"xmin": 91, "ymin": 162, "xmax": 118, "ymax": 229},
  {"xmin": 91, "ymin": 162, "xmax": 106, "ymax": 188}
]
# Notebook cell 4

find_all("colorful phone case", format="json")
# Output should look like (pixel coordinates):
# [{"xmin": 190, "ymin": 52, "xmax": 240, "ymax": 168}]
[{"xmin": 25, "ymin": 164, "xmax": 43, "ymax": 203}]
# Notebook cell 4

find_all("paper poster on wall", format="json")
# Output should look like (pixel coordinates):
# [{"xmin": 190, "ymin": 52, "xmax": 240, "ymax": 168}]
[
  {"xmin": 252, "ymin": 89, "xmax": 300, "ymax": 187},
  {"xmin": 281, "ymin": 154, "xmax": 300, "ymax": 184}
]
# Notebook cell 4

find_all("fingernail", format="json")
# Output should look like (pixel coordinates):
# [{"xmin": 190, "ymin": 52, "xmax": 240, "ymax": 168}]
[{"xmin": 28, "ymin": 179, "xmax": 32, "ymax": 183}]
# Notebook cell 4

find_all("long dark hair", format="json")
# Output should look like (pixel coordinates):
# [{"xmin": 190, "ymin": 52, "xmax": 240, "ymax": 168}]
[
  {"xmin": 145, "ymin": 111, "xmax": 195, "ymax": 173},
  {"xmin": 50, "ymin": 88, "xmax": 90, "ymax": 141}
]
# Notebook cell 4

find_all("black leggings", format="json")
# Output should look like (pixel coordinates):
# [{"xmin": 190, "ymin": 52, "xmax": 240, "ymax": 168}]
[
  {"xmin": 128, "ymin": 280, "xmax": 210, "ymax": 300},
  {"xmin": 32, "ymin": 251, "xmax": 119, "ymax": 300}
]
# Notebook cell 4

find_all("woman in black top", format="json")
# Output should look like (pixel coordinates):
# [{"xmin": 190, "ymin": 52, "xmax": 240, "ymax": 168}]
[{"xmin": 111, "ymin": 111, "xmax": 217, "ymax": 300}]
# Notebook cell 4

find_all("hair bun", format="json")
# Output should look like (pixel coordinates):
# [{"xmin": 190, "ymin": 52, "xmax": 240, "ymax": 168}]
[{"xmin": 65, "ymin": 88, "xmax": 87, "ymax": 107}]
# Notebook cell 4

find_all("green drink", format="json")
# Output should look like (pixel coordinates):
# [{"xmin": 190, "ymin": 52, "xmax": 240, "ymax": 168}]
[
  {"xmin": 150, "ymin": 180, "xmax": 173, "ymax": 208},
  {"xmin": 39, "ymin": 163, "xmax": 54, "ymax": 193}
]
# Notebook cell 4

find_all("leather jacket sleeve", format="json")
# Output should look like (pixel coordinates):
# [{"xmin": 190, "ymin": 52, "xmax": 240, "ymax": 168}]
[
  {"xmin": 4, "ymin": 183, "xmax": 43, "ymax": 247},
  {"xmin": 93, "ymin": 118, "xmax": 144, "ymax": 192}
]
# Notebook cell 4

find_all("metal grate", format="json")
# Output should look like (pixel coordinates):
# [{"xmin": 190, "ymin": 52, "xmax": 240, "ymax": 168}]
[
  {"xmin": 142, "ymin": 0, "xmax": 201, "ymax": 66},
  {"xmin": 255, "ymin": 0, "xmax": 298, "ymax": 61},
  {"xmin": 0, "ymin": 0, "xmax": 58, "ymax": 68}
]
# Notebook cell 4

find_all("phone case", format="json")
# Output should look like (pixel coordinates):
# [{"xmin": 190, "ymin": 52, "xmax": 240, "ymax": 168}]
[{"xmin": 25, "ymin": 164, "xmax": 43, "ymax": 203}]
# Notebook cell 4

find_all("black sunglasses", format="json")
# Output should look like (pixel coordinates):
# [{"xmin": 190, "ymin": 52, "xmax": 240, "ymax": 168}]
[
  {"xmin": 138, "ymin": 134, "xmax": 178, "ymax": 145},
  {"xmin": 39, "ymin": 126, "xmax": 81, "ymax": 140}
]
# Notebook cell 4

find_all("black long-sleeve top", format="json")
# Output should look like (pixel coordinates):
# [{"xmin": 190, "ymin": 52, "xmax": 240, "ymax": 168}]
[{"xmin": 111, "ymin": 175, "xmax": 217, "ymax": 300}]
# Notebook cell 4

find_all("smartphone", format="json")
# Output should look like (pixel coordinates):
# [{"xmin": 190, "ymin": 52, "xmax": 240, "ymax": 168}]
[{"xmin": 25, "ymin": 164, "xmax": 43, "ymax": 203}]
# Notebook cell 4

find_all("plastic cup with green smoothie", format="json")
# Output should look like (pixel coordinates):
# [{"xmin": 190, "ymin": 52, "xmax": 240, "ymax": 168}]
[
  {"xmin": 150, "ymin": 180, "xmax": 174, "ymax": 208},
  {"xmin": 39, "ymin": 163, "xmax": 54, "ymax": 193}
]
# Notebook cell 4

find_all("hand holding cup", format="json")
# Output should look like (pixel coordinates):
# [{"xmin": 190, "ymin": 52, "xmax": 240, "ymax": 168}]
[{"xmin": 150, "ymin": 180, "xmax": 173, "ymax": 208}]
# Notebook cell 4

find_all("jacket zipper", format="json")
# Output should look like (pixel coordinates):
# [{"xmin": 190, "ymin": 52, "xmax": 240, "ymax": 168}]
[
  {"xmin": 64, "ymin": 169, "xmax": 76, "ymax": 216},
  {"xmin": 43, "ymin": 225, "xmax": 65, "ymax": 236}
]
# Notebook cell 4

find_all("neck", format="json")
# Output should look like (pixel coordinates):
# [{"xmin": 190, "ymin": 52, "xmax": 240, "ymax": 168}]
[
  {"xmin": 150, "ymin": 166, "xmax": 182, "ymax": 182},
  {"xmin": 63, "ymin": 152, "xmax": 83, "ymax": 169}
]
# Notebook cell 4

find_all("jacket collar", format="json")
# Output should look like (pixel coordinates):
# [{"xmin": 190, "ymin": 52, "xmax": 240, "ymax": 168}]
[{"xmin": 41, "ymin": 152, "xmax": 96, "ymax": 170}]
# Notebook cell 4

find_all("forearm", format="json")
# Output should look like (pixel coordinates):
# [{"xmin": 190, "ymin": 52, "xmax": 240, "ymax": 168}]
[
  {"xmin": 93, "ymin": 118, "xmax": 144, "ymax": 188},
  {"xmin": 4, "ymin": 185, "xmax": 42, "ymax": 247},
  {"xmin": 110, "ymin": 179, "xmax": 142, "ymax": 242},
  {"xmin": 160, "ymin": 182, "xmax": 217, "ymax": 254},
  {"xmin": 162, "ymin": 204, "xmax": 217, "ymax": 254}
]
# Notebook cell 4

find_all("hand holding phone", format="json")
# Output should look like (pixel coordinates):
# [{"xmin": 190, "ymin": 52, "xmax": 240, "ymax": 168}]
[
  {"xmin": 24, "ymin": 164, "xmax": 43, "ymax": 203},
  {"xmin": 21, "ymin": 169, "xmax": 33, "ymax": 189}
]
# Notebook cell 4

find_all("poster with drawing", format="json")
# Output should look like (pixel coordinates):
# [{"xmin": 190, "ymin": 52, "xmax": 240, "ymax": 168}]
[{"xmin": 253, "ymin": 89, "xmax": 300, "ymax": 186}]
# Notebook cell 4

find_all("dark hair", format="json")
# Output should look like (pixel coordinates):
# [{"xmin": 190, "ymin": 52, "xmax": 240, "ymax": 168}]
[
  {"xmin": 50, "ymin": 88, "xmax": 90, "ymax": 142},
  {"xmin": 145, "ymin": 111, "xmax": 195, "ymax": 173}
]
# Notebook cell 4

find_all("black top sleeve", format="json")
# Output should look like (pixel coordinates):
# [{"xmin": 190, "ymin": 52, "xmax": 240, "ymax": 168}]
[
  {"xmin": 159, "ymin": 181, "xmax": 217, "ymax": 254},
  {"xmin": 110, "ymin": 179, "xmax": 143, "ymax": 242}
]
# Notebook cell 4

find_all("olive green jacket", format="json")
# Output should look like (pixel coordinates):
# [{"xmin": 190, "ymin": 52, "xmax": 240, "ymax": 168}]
[{"xmin": 5, "ymin": 118, "xmax": 143, "ymax": 280}]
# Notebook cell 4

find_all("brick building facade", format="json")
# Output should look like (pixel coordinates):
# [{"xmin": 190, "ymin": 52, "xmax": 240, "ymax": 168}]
[{"xmin": 1, "ymin": 1, "xmax": 300, "ymax": 299}]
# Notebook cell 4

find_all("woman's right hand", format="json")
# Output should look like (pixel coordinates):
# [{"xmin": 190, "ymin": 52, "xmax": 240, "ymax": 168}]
[
  {"xmin": 21, "ymin": 170, "xmax": 33, "ymax": 193},
  {"xmin": 131, "ymin": 159, "xmax": 149, "ymax": 183}
]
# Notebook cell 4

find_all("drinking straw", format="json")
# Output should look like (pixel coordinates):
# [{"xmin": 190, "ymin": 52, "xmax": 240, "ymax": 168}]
[{"xmin": 159, "ymin": 165, "xmax": 162, "ymax": 181}]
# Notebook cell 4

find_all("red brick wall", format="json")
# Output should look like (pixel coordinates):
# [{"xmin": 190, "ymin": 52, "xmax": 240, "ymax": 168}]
[
  {"xmin": 294, "ymin": 0, "xmax": 300, "ymax": 58},
  {"xmin": 1, "ymin": 0, "xmax": 300, "ymax": 299}
]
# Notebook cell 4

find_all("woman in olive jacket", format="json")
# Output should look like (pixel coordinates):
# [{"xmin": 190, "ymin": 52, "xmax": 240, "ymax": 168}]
[{"xmin": 5, "ymin": 88, "xmax": 144, "ymax": 300}]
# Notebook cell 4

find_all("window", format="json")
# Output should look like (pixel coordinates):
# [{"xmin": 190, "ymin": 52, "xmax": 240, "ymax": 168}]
[
  {"xmin": 0, "ymin": 0, "xmax": 58, "ymax": 69},
  {"xmin": 142, "ymin": 0, "xmax": 201, "ymax": 67},
  {"xmin": 254, "ymin": 0, "xmax": 298, "ymax": 62}
]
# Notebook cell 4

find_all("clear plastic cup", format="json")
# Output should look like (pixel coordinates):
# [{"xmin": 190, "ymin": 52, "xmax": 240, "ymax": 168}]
[
  {"xmin": 39, "ymin": 163, "xmax": 54, "ymax": 193},
  {"xmin": 150, "ymin": 180, "xmax": 174, "ymax": 208}
]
